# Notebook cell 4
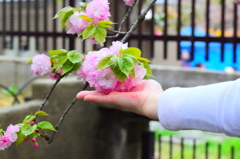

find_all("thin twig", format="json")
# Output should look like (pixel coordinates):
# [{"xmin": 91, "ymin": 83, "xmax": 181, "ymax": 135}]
[
  {"xmin": 48, "ymin": 82, "xmax": 89, "ymax": 144},
  {"xmin": 0, "ymin": 83, "xmax": 20, "ymax": 104},
  {"xmin": 38, "ymin": 74, "xmax": 66, "ymax": 111},
  {"xmin": 107, "ymin": 0, "xmax": 138, "ymax": 39},
  {"xmin": 17, "ymin": 76, "xmax": 38, "ymax": 96},
  {"xmin": 106, "ymin": 28, "xmax": 127, "ymax": 35},
  {"xmin": 34, "ymin": 119, "xmax": 50, "ymax": 141},
  {"xmin": 121, "ymin": 0, "xmax": 157, "ymax": 43}
]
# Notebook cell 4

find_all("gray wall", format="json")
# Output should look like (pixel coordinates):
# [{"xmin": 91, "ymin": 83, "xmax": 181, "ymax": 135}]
[
  {"xmin": 0, "ymin": 77, "xmax": 149, "ymax": 159},
  {"xmin": 0, "ymin": 64, "xmax": 240, "ymax": 159},
  {"xmin": 0, "ymin": 56, "xmax": 33, "ymax": 90}
]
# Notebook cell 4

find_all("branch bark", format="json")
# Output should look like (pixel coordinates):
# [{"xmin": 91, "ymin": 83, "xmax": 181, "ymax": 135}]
[
  {"xmin": 38, "ymin": 74, "xmax": 65, "ymax": 111},
  {"xmin": 121, "ymin": 0, "xmax": 157, "ymax": 43},
  {"xmin": 47, "ymin": 82, "xmax": 89, "ymax": 144},
  {"xmin": 107, "ymin": 0, "xmax": 137, "ymax": 39}
]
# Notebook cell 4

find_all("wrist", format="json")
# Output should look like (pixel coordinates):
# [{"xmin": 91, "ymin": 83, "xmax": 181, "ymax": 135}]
[{"xmin": 144, "ymin": 89, "xmax": 163, "ymax": 120}]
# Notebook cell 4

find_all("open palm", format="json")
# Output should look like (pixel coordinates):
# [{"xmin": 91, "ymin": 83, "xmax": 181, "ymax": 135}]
[{"xmin": 77, "ymin": 79, "xmax": 163, "ymax": 119}]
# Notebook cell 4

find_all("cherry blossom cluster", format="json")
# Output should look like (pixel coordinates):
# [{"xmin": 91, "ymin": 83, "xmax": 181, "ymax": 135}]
[
  {"xmin": 74, "ymin": 41, "xmax": 148, "ymax": 94},
  {"xmin": 66, "ymin": 0, "xmax": 110, "ymax": 35},
  {"xmin": 0, "ymin": 125, "xmax": 19, "ymax": 150}
]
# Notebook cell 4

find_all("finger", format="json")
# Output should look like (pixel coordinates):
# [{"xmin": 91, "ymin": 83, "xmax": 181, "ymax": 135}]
[
  {"xmin": 76, "ymin": 91, "xmax": 101, "ymax": 99},
  {"xmin": 84, "ymin": 92, "xmax": 118, "ymax": 104}
]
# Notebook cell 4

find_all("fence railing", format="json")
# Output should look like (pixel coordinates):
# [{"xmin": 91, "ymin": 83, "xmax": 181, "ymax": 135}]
[
  {"xmin": 141, "ymin": 132, "xmax": 238, "ymax": 159},
  {"xmin": 157, "ymin": 134, "xmax": 236, "ymax": 159},
  {"xmin": 1, "ymin": 0, "xmax": 240, "ymax": 66}
]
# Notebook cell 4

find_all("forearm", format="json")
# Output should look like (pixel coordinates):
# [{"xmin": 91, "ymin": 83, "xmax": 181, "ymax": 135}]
[{"xmin": 158, "ymin": 79, "xmax": 240, "ymax": 137}]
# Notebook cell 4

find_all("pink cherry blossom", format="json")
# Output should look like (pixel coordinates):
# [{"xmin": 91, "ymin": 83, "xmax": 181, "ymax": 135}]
[
  {"xmin": 66, "ymin": 11, "xmax": 90, "ymax": 34},
  {"xmin": 48, "ymin": 69, "xmax": 63, "ymax": 80},
  {"xmin": 86, "ymin": 0, "xmax": 111, "ymax": 23},
  {"xmin": 0, "ymin": 136, "xmax": 12, "ymax": 150},
  {"xmin": 0, "ymin": 124, "xmax": 20, "ymax": 150},
  {"xmin": 5, "ymin": 124, "xmax": 20, "ymax": 142},
  {"xmin": 114, "ymin": 64, "xmax": 146, "ymax": 92},
  {"xmin": 123, "ymin": 0, "xmax": 135, "ymax": 6},
  {"xmin": 31, "ymin": 54, "xmax": 51, "ymax": 76},
  {"xmin": 90, "ymin": 36, "xmax": 106, "ymax": 47},
  {"xmin": 110, "ymin": 41, "xmax": 128, "ymax": 55}
]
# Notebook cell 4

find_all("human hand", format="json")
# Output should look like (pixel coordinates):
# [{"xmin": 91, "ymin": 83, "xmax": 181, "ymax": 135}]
[{"xmin": 76, "ymin": 79, "xmax": 163, "ymax": 120}]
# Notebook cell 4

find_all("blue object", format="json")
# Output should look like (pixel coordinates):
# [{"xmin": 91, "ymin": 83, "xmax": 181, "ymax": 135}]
[{"xmin": 180, "ymin": 26, "xmax": 240, "ymax": 71}]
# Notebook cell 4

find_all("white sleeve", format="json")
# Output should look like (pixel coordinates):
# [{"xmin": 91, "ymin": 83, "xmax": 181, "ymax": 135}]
[{"xmin": 158, "ymin": 78, "xmax": 240, "ymax": 137}]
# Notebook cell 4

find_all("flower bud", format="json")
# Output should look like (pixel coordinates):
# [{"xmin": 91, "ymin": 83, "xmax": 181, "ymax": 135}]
[
  {"xmin": 33, "ymin": 143, "xmax": 39, "ymax": 148},
  {"xmin": 31, "ymin": 138, "xmax": 36, "ymax": 142},
  {"xmin": 28, "ymin": 121, "xmax": 36, "ymax": 125},
  {"xmin": 24, "ymin": 139, "xmax": 29, "ymax": 143}
]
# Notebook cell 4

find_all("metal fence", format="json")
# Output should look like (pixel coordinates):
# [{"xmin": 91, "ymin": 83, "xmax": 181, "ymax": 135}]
[
  {"xmin": 0, "ymin": 0, "xmax": 240, "ymax": 64},
  {"xmin": 157, "ymin": 135, "xmax": 236, "ymax": 159},
  {"xmin": 141, "ymin": 132, "xmax": 237, "ymax": 159}
]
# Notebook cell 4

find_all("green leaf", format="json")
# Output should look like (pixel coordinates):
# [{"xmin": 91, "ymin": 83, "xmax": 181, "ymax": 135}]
[
  {"xmin": 110, "ymin": 63, "xmax": 127, "ymax": 82},
  {"xmin": 51, "ymin": 54, "xmax": 66, "ymax": 60},
  {"xmin": 62, "ymin": 59, "xmax": 74, "ymax": 74},
  {"xmin": 53, "ymin": 56, "xmax": 68, "ymax": 70},
  {"xmin": 130, "ymin": 68, "xmax": 136, "ymax": 78},
  {"xmin": 79, "ymin": 2, "xmax": 88, "ymax": 7},
  {"xmin": 49, "ymin": 49, "xmax": 68, "ymax": 55},
  {"xmin": 34, "ymin": 111, "xmax": 49, "ymax": 116},
  {"xmin": 138, "ymin": 57, "xmax": 150, "ymax": 63},
  {"xmin": 67, "ymin": 50, "xmax": 83, "ymax": 63},
  {"xmin": 98, "ymin": 20, "xmax": 115, "ymax": 25},
  {"xmin": 25, "ymin": 58, "xmax": 32, "ymax": 64},
  {"xmin": 33, "ymin": 133, "xmax": 40, "ymax": 138},
  {"xmin": 53, "ymin": 6, "xmax": 73, "ymax": 19},
  {"xmin": 97, "ymin": 23, "xmax": 113, "ymax": 29},
  {"xmin": 117, "ymin": 56, "xmax": 134, "ymax": 76},
  {"xmin": 78, "ymin": 15, "xmax": 94, "ymax": 22},
  {"xmin": 97, "ymin": 55, "xmax": 117, "ymax": 70},
  {"xmin": 143, "ymin": 75, "xmax": 150, "ymax": 79},
  {"xmin": 37, "ymin": 121, "xmax": 56, "ymax": 132},
  {"xmin": 21, "ymin": 124, "xmax": 37, "ymax": 136},
  {"xmin": 78, "ymin": 32, "xmax": 83, "ymax": 38},
  {"xmin": 123, "ymin": 54, "xmax": 140, "ymax": 63},
  {"xmin": 23, "ymin": 115, "xmax": 36, "ymax": 124},
  {"xmin": 93, "ymin": 27, "xmax": 107, "ymax": 44},
  {"xmin": 121, "ymin": 48, "xmax": 142, "ymax": 58},
  {"xmin": 15, "ymin": 131, "xmax": 26, "ymax": 148},
  {"xmin": 69, "ymin": 62, "xmax": 82, "ymax": 72},
  {"xmin": 143, "ymin": 62, "xmax": 154, "ymax": 77},
  {"xmin": 82, "ymin": 26, "xmax": 96, "ymax": 40},
  {"xmin": 61, "ymin": 11, "xmax": 74, "ymax": 29}
]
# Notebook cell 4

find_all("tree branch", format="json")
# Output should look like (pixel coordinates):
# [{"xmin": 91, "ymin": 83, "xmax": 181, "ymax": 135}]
[
  {"xmin": 0, "ymin": 83, "xmax": 20, "ymax": 104},
  {"xmin": 38, "ymin": 74, "xmax": 65, "ymax": 111},
  {"xmin": 17, "ymin": 76, "xmax": 38, "ymax": 96},
  {"xmin": 121, "ymin": 0, "xmax": 157, "ymax": 43},
  {"xmin": 107, "ymin": 0, "xmax": 138, "ymax": 39},
  {"xmin": 47, "ymin": 82, "xmax": 89, "ymax": 144},
  {"xmin": 106, "ymin": 28, "xmax": 127, "ymax": 35}
]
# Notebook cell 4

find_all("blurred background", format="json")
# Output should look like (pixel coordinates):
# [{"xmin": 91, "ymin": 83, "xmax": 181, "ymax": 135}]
[{"xmin": 0, "ymin": 0, "xmax": 240, "ymax": 159}]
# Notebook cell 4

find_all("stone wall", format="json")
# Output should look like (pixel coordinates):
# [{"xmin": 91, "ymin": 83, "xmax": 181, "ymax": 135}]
[
  {"xmin": 0, "ymin": 56, "xmax": 33, "ymax": 90},
  {"xmin": 0, "ymin": 77, "xmax": 149, "ymax": 159},
  {"xmin": 0, "ymin": 65, "xmax": 240, "ymax": 159}
]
